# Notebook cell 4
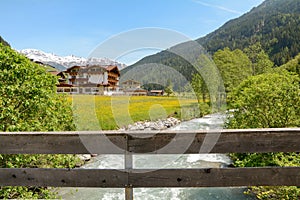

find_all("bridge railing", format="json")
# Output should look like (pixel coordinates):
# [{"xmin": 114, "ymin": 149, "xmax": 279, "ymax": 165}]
[{"xmin": 0, "ymin": 128, "xmax": 299, "ymax": 199}]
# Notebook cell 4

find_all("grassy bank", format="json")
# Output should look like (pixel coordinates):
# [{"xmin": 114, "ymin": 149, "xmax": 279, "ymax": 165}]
[{"xmin": 70, "ymin": 95, "xmax": 201, "ymax": 130}]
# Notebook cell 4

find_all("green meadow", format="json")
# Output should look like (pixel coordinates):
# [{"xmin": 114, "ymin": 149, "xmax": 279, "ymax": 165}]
[{"xmin": 70, "ymin": 95, "xmax": 199, "ymax": 130}]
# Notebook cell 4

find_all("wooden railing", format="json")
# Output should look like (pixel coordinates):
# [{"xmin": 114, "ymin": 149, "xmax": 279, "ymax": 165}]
[{"xmin": 0, "ymin": 128, "xmax": 300, "ymax": 199}]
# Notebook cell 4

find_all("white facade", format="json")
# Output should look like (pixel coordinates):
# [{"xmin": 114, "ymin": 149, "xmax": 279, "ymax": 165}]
[{"xmin": 57, "ymin": 65, "xmax": 120, "ymax": 95}]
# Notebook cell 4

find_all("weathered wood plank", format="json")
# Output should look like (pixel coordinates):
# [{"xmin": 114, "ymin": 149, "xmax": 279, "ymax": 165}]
[
  {"xmin": 0, "ymin": 167, "xmax": 299, "ymax": 187},
  {"xmin": 0, "ymin": 128, "xmax": 299, "ymax": 154},
  {"xmin": 0, "ymin": 132, "xmax": 126, "ymax": 154},
  {"xmin": 127, "ymin": 128, "xmax": 300, "ymax": 154},
  {"xmin": 0, "ymin": 168, "xmax": 127, "ymax": 187},
  {"xmin": 193, "ymin": 128, "xmax": 300, "ymax": 153},
  {"xmin": 129, "ymin": 167, "xmax": 300, "ymax": 187}
]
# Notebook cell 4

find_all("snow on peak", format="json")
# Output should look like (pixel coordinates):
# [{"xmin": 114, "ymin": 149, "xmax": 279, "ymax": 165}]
[{"xmin": 19, "ymin": 49, "xmax": 127, "ymax": 71}]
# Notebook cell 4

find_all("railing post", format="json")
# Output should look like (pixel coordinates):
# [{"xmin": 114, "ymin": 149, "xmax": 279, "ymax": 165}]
[
  {"xmin": 125, "ymin": 136, "xmax": 133, "ymax": 200},
  {"xmin": 125, "ymin": 187, "xmax": 133, "ymax": 200}
]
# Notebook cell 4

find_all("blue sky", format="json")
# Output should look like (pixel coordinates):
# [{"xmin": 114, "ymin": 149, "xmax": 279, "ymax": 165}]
[{"xmin": 1, "ymin": 0, "xmax": 264, "ymax": 64}]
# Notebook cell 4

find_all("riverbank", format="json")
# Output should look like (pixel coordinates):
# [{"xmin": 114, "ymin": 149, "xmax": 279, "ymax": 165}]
[
  {"xmin": 77, "ymin": 112, "xmax": 224, "ymax": 163},
  {"xmin": 76, "ymin": 117, "xmax": 181, "ymax": 163}
]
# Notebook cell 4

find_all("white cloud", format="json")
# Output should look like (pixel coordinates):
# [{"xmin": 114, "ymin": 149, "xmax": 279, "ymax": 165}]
[{"xmin": 192, "ymin": 0, "xmax": 243, "ymax": 15}]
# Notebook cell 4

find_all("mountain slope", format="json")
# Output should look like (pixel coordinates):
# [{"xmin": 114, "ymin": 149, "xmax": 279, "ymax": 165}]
[
  {"xmin": 198, "ymin": 0, "xmax": 300, "ymax": 66},
  {"xmin": 121, "ymin": 41, "xmax": 207, "ymax": 91},
  {"xmin": 0, "ymin": 36, "xmax": 10, "ymax": 47},
  {"xmin": 124, "ymin": 0, "xmax": 300, "ymax": 79}
]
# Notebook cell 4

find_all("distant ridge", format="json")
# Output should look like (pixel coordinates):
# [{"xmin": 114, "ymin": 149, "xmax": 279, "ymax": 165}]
[{"xmin": 19, "ymin": 49, "xmax": 127, "ymax": 71}]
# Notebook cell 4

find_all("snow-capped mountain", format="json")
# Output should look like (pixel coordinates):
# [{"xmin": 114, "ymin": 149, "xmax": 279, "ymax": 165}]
[{"xmin": 19, "ymin": 49, "xmax": 127, "ymax": 71}]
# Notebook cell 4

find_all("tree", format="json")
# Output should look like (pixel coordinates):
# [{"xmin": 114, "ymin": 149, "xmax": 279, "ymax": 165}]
[
  {"xmin": 244, "ymin": 42, "xmax": 274, "ymax": 75},
  {"xmin": 226, "ymin": 71, "xmax": 300, "ymax": 199},
  {"xmin": 0, "ymin": 44, "xmax": 75, "ymax": 131},
  {"xmin": 213, "ymin": 47, "xmax": 252, "ymax": 93},
  {"xmin": 277, "ymin": 52, "xmax": 300, "ymax": 77},
  {"xmin": 164, "ymin": 79, "xmax": 174, "ymax": 97},
  {"xmin": 227, "ymin": 72, "xmax": 300, "ymax": 128},
  {"xmin": 0, "ymin": 43, "xmax": 77, "ymax": 199},
  {"xmin": 191, "ymin": 73, "xmax": 208, "ymax": 102}
]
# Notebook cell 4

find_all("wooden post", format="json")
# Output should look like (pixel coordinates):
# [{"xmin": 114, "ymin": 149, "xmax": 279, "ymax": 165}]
[{"xmin": 125, "ymin": 136, "xmax": 133, "ymax": 200}]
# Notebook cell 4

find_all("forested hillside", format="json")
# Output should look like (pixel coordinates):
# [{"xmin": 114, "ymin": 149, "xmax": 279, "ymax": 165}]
[
  {"xmin": 121, "ymin": 41, "xmax": 202, "ymax": 91},
  {"xmin": 198, "ymin": 0, "xmax": 300, "ymax": 66},
  {"xmin": 276, "ymin": 52, "xmax": 300, "ymax": 76},
  {"xmin": 123, "ymin": 0, "xmax": 300, "ymax": 84}
]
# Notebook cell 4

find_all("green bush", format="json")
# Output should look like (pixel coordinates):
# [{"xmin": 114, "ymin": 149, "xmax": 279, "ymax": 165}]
[
  {"xmin": 226, "ymin": 72, "xmax": 300, "ymax": 128},
  {"xmin": 227, "ymin": 72, "xmax": 300, "ymax": 199},
  {"xmin": 0, "ymin": 43, "xmax": 77, "ymax": 199},
  {"xmin": 0, "ymin": 44, "xmax": 74, "ymax": 131}
]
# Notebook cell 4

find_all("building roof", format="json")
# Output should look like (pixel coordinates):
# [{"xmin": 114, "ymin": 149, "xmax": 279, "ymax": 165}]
[
  {"xmin": 124, "ymin": 89, "xmax": 147, "ymax": 92},
  {"xmin": 57, "ymin": 83, "xmax": 73, "ymax": 87},
  {"xmin": 105, "ymin": 65, "xmax": 120, "ymax": 76},
  {"xmin": 67, "ymin": 65, "xmax": 81, "ymax": 71},
  {"xmin": 121, "ymin": 79, "xmax": 140, "ymax": 85},
  {"xmin": 150, "ymin": 90, "xmax": 164, "ymax": 93},
  {"xmin": 49, "ymin": 71, "xmax": 60, "ymax": 76},
  {"xmin": 105, "ymin": 65, "xmax": 116, "ymax": 71},
  {"xmin": 65, "ymin": 65, "xmax": 120, "ymax": 75}
]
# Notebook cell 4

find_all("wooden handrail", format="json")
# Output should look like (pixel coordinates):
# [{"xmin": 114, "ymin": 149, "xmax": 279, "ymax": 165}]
[
  {"xmin": 0, "ymin": 128, "xmax": 299, "ymax": 199},
  {"xmin": 0, "ymin": 167, "xmax": 299, "ymax": 187},
  {"xmin": 0, "ymin": 128, "xmax": 299, "ymax": 154}
]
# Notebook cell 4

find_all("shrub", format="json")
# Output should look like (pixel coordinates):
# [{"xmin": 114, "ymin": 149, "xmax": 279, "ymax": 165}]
[
  {"xmin": 227, "ymin": 72, "xmax": 300, "ymax": 199},
  {"xmin": 0, "ymin": 43, "xmax": 77, "ymax": 199}
]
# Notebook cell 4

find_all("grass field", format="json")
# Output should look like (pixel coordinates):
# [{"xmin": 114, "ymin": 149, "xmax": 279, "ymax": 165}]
[{"xmin": 69, "ymin": 95, "xmax": 200, "ymax": 130}]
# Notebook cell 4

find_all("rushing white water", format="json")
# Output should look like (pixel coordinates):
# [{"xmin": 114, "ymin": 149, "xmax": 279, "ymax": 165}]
[{"xmin": 58, "ymin": 113, "xmax": 256, "ymax": 200}]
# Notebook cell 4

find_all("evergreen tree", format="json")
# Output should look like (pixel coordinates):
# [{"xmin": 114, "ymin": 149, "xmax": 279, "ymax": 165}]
[
  {"xmin": 164, "ymin": 79, "xmax": 174, "ymax": 97},
  {"xmin": 191, "ymin": 73, "xmax": 208, "ymax": 102},
  {"xmin": 244, "ymin": 42, "xmax": 274, "ymax": 75}
]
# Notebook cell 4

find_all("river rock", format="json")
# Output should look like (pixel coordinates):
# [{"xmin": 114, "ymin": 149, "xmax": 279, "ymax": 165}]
[
  {"xmin": 120, "ymin": 117, "xmax": 181, "ymax": 131},
  {"xmin": 77, "ymin": 154, "xmax": 92, "ymax": 161}
]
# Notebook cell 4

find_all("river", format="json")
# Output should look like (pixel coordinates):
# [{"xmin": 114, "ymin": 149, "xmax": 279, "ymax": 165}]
[{"xmin": 57, "ymin": 113, "xmax": 256, "ymax": 200}]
